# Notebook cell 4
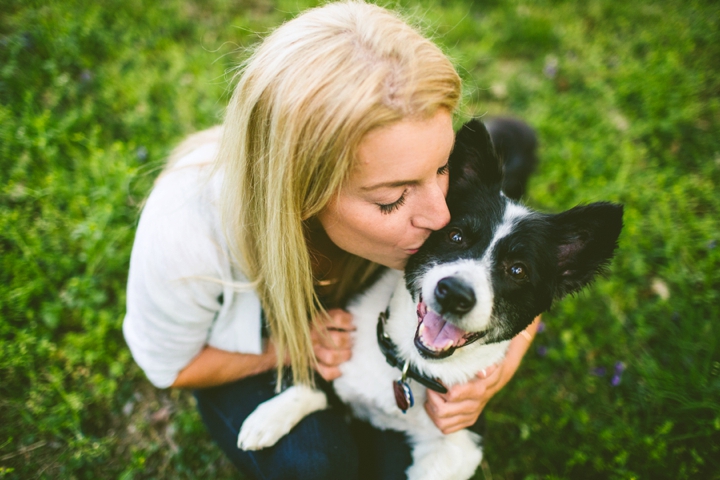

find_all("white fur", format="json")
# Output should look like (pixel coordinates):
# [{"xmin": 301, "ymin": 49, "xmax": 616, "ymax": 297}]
[
  {"xmin": 383, "ymin": 279, "xmax": 509, "ymax": 388},
  {"xmin": 406, "ymin": 430, "xmax": 482, "ymax": 480},
  {"xmin": 337, "ymin": 270, "xmax": 502, "ymax": 480},
  {"xmin": 237, "ymin": 385, "xmax": 327, "ymax": 450},
  {"xmin": 492, "ymin": 202, "xmax": 530, "ymax": 249},
  {"xmin": 421, "ymin": 258, "xmax": 494, "ymax": 332},
  {"xmin": 238, "ymin": 268, "xmax": 512, "ymax": 480}
]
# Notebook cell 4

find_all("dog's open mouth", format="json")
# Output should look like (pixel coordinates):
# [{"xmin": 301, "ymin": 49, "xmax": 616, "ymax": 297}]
[{"xmin": 414, "ymin": 298, "xmax": 485, "ymax": 360}]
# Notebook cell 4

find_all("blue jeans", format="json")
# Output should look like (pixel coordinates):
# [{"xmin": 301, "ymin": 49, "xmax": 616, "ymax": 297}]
[{"xmin": 194, "ymin": 371, "xmax": 412, "ymax": 480}]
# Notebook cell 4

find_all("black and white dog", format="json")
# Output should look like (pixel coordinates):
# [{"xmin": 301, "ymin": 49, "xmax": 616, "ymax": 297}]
[{"xmin": 237, "ymin": 120, "xmax": 623, "ymax": 480}]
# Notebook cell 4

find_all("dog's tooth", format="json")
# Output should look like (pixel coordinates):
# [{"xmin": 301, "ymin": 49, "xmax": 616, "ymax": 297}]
[
  {"xmin": 442, "ymin": 339, "xmax": 454, "ymax": 351},
  {"xmin": 418, "ymin": 323, "xmax": 426, "ymax": 336}
]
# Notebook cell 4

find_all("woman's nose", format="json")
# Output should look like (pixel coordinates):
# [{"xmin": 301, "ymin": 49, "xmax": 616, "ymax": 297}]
[{"xmin": 412, "ymin": 183, "xmax": 450, "ymax": 231}]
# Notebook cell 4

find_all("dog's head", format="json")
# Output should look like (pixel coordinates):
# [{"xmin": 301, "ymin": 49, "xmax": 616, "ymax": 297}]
[{"xmin": 405, "ymin": 119, "xmax": 623, "ymax": 360}]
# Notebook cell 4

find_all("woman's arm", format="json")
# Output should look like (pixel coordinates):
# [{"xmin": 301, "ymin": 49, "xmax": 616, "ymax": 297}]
[
  {"xmin": 172, "ymin": 307, "xmax": 355, "ymax": 389},
  {"xmin": 171, "ymin": 343, "xmax": 278, "ymax": 389},
  {"xmin": 425, "ymin": 315, "xmax": 540, "ymax": 434}
]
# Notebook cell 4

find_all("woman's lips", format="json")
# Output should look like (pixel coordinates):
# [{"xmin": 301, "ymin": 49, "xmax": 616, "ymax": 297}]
[{"xmin": 405, "ymin": 244, "xmax": 424, "ymax": 254}]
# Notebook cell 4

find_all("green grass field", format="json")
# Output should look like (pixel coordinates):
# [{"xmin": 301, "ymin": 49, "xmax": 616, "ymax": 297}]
[{"xmin": 1, "ymin": 0, "xmax": 719, "ymax": 478}]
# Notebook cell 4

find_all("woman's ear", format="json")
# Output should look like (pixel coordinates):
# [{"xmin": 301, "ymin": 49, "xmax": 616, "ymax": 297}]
[{"xmin": 448, "ymin": 119, "xmax": 503, "ymax": 190}]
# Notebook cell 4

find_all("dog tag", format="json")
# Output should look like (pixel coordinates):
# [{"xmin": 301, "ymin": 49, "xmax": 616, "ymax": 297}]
[
  {"xmin": 393, "ymin": 379, "xmax": 414, "ymax": 413},
  {"xmin": 393, "ymin": 360, "xmax": 414, "ymax": 413}
]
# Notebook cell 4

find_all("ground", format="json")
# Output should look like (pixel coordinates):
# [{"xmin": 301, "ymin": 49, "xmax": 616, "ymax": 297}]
[{"xmin": 1, "ymin": 0, "xmax": 719, "ymax": 478}]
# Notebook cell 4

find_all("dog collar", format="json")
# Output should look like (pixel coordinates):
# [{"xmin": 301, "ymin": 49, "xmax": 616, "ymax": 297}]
[{"xmin": 376, "ymin": 308, "xmax": 448, "ymax": 395}]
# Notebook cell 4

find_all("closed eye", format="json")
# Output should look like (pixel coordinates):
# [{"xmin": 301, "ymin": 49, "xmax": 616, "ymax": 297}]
[
  {"xmin": 377, "ymin": 190, "xmax": 407, "ymax": 214},
  {"xmin": 377, "ymin": 162, "xmax": 446, "ymax": 214}
]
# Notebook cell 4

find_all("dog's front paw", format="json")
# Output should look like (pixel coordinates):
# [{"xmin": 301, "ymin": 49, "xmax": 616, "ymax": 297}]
[
  {"xmin": 236, "ymin": 403, "xmax": 289, "ymax": 451},
  {"xmin": 237, "ymin": 385, "xmax": 327, "ymax": 451}
]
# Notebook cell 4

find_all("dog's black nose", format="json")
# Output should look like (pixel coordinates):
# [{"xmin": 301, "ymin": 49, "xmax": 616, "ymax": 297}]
[{"xmin": 435, "ymin": 277, "xmax": 476, "ymax": 314}]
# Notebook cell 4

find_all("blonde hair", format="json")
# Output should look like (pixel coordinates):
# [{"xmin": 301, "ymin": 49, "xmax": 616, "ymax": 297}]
[{"xmin": 217, "ymin": 1, "xmax": 461, "ymax": 387}]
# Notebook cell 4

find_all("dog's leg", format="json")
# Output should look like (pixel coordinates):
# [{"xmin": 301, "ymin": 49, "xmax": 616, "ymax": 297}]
[
  {"xmin": 406, "ymin": 430, "xmax": 482, "ymax": 480},
  {"xmin": 237, "ymin": 385, "xmax": 328, "ymax": 451}
]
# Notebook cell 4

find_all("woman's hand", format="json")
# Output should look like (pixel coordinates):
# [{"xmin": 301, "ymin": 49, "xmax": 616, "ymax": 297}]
[
  {"xmin": 311, "ymin": 308, "xmax": 355, "ymax": 381},
  {"xmin": 424, "ymin": 363, "xmax": 503, "ymax": 434}
]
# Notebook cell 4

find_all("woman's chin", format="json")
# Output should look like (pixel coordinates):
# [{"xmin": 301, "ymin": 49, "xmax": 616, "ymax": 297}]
[{"xmin": 387, "ymin": 256, "xmax": 411, "ymax": 271}]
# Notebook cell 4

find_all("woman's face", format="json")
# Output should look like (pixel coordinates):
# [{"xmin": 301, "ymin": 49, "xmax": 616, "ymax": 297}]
[{"xmin": 318, "ymin": 109, "xmax": 454, "ymax": 270}]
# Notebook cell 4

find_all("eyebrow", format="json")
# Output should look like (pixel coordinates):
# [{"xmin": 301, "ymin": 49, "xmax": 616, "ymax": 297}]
[{"xmin": 360, "ymin": 179, "xmax": 419, "ymax": 191}]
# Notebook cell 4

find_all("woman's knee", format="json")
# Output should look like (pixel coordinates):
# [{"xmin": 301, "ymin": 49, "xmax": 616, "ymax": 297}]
[
  {"xmin": 194, "ymin": 379, "xmax": 358, "ymax": 480},
  {"xmin": 260, "ymin": 409, "xmax": 358, "ymax": 480}
]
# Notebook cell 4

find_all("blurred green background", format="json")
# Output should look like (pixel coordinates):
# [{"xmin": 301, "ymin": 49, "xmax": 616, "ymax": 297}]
[{"xmin": 1, "ymin": 0, "xmax": 719, "ymax": 478}]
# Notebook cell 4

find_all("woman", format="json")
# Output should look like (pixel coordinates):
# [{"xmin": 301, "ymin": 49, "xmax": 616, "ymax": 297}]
[{"xmin": 123, "ymin": 2, "xmax": 539, "ymax": 479}]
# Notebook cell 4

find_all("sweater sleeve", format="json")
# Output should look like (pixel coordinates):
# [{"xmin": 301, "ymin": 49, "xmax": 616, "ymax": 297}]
[{"xmin": 123, "ymin": 156, "xmax": 227, "ymax": 388}]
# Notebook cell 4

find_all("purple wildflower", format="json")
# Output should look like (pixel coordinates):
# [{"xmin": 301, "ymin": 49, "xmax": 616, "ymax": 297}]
[
  {"xmin": 591, "ymin": 367, "xmax": 607, "ymax": 376},
  {"xmin": 543, "ymin": 57, "xmax": 558, "ymax": 78},
  {"xmin": 536, "ymin": 321, "xmax": 546, "ymax": 333},
  {"xmin": 80, "ymin": 69, "xmax": 93, "ymax": 83},
  {"xmin": 611, "ymin": 361, "xmax": 626, "ymax": 386},
  {"xmin": 536, "ymin": 346, "xmax": 548, "ymax": 357}
]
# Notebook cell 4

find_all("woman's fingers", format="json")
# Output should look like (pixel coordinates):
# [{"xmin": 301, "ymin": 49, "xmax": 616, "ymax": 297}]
[
  {"xmin": 313, "ymin": 342, "xmax": 352, "ymax": 366},
  {"xmin": 312, "ymin": 341, "xmax": 349, "ymax": 380},
  {"xmin": 477, "ymin": 363, "xmax": 499, "ymax": 380},
  {"xmin": 311, "ymin": 308, "xmax": 355, "ymax": 380},
  {"xmin": 312, "ymin": 309, "xmax": 354, "ymax": 350},
  {"xmin": 425, "ymin": 391, "xmax": 485, "ymax": 434},
  {"xmin": 326, "ymin": 330, "xmax": 352, "ymax": 349},
  {"xmin": 312, "ymin": 328, "xmax": 353, "ymax": 350},
  {"xmin": 323, "ymin": 308, "xmax": 356, "ymax": 331},
  {"xmin": 316, "ymin": 363, "xmax": 342, "ymax": 381},
  {"xmin": 429, "ymin": 411, "xmax": 479, "ymax": 434},
  {"xmin": 426, "ymin": 391, "xmax": 480, "ymax": 418},
  {"xmin": 424, "ymin": 364, "xmax": 505, "ymax": 434}
]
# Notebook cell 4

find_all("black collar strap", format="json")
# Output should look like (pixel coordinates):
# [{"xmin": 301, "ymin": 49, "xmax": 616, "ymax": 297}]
[{"xmin": 376, "ymin": 308, "xmax": 448, "ymax": 394}]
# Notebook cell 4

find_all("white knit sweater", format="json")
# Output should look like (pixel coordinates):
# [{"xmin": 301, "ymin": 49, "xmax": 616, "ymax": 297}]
[{"xmin": 123, "ymin": 142, "xmax": 262, "ymax": 388}]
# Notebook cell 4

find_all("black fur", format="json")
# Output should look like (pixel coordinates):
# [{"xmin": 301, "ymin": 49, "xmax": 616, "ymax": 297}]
[{"xmin": 486, "ymin": 117, "xmax": 539, "ymax": 201}]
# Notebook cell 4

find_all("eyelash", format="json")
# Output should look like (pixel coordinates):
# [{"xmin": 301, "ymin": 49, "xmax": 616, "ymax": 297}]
[
  {"xmin": 378, "ymin": 191, "xmax": 407, "ymax": 214},
  {"xmin": 377, "ymin": 162, "xmax": 449, "ymax": 214}
]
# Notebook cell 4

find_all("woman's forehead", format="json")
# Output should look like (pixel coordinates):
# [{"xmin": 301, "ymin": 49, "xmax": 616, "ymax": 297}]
[{"xmin": 349, "ymin": 111, "xmax": 454, "ymax": 189}]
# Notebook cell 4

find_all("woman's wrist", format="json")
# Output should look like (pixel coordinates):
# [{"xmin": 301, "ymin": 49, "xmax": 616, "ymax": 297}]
[
  {"xmin": 512, "ymin": 315, "xmax": 539, "ymax": 353},
  {"xmin": 518, "ymin": 329, "xmax": 533, "ymax": 343},
  {"xmin": 492, "ymin": 315, "xmax": 540, "ymax": 391}
]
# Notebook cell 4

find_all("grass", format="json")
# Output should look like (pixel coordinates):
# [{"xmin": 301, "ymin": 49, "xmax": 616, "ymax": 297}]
[{"xmin": 1, "ymin": 0, "xmax": 719, "ymax": 478}]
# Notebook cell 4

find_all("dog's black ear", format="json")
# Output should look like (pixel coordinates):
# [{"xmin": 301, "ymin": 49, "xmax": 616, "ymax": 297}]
[
  {"xmin": 550, "ymin": 202, "xmax": 624, "ymax": 298},
  {"xmin": 485, "ymin": 117, "xmax": 538, "ymax": 201},
  {"xmin": 449, "ymin": 119, "xmax": 503, "ymax": 189}
]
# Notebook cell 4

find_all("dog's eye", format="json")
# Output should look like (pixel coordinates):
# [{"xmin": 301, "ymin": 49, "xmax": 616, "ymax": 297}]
[
  {"xmin": 448, "ymin": 229, "xmax": 463, "ymax": 244},
  {"xmin": 508, "ymin": 264, "xmax": 528, "ymax": 280}
]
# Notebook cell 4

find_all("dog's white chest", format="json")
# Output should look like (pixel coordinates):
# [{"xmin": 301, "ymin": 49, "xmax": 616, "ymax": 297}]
[{"xmin": 335, "ymin": 271, "xmax": 427, "ymax": 424}]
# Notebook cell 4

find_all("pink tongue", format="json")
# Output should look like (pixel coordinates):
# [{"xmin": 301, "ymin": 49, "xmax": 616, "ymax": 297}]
[{"xmin": 420, "ymin": 310, "xmax": 467, "ymax": 349}]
